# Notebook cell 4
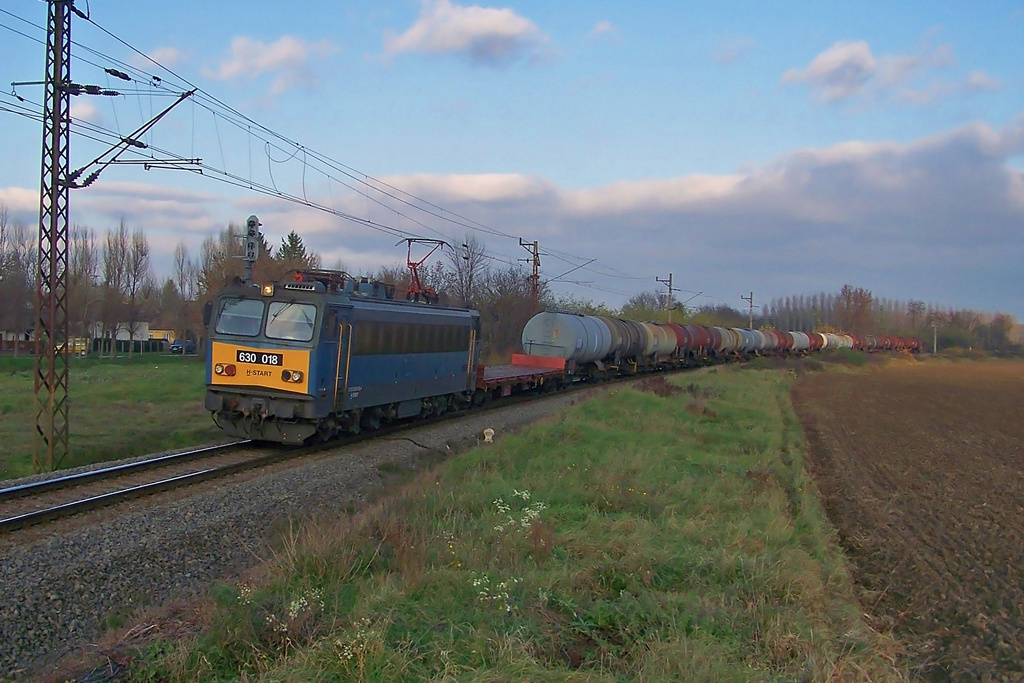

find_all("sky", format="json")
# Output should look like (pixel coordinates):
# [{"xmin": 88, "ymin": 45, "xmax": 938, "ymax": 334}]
[{"xmin": 1, "ymin": 0, "xmax": 1022, "ymax": 321}]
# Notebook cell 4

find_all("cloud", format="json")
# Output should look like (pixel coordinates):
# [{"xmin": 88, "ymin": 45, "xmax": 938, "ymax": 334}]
[
  {"xmin": 203, "ymin": 36, "xmax": 339, "ymax": 94},
  {"xmin": 145, "ymin": 47, "xmax": 189, "ymax": 69},
  {"xmin": 897, "ymin": 70, "xmax": 1002, "ymax": 105},
  {"xmin": 782, "ymin": 40, "xmax": 877, "ymax": 102},
  {"xmin": 357, "ymin": 118, "xmax": 1024, "ymax": 317},
  {"xmin": 783, "ymin": 38, "xmax": 995, "ymax": 107},
  {"xmin": 380, "ymin": 173, "xmax": 556, "ymax": 203},
  {"xmin": 70, "ymin": 100, "xmax": 103, "ymax": 125},
  {"xmin": 712, "ymin": 37, "xmax": 756, "ymax": 66},
  {"xmin": 963, "ymin": 70, "xmax": 1002, "ymax": 92},
  {"xmin": 383, "ymin": 0, "xmax": 549, "ymax": 66},
  {"xmin": 6, "ymin": 117, "xmax": 1022, "ymax": 319},
  {"xmin": 0, "ymin": 187, "xmax": 38, "ymax": 224},
  {"xmin": 75, "ymin": 182, "xmax": 224, "ymax": 236},
  {"xmin": 876, "ymin": 43, "xmax": 953, "ymax": 88},
  {"xmin": 589, "ymin": 20, "xmax": 620, "ymax": 43}
]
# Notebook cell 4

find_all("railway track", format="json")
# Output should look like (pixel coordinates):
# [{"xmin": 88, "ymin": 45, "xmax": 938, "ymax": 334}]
[
  {"xmin": 0, "ymin": 373, "xmax": 633, "ymax": 537},
  {"xmin": 0, "ymin": 441, "xmax": 299, "ymax": 533}
]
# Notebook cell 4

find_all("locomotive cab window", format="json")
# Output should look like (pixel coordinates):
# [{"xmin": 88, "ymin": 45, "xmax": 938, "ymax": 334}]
[
  {"xmin": 214, "ymin": 298, "xmax": 264, "ymax": 337},
  {"xmin": 266, "ymin": 302, "xmax": 318, "ymax": 342}
]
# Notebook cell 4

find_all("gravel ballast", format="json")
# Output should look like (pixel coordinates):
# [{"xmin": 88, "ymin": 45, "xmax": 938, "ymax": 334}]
[{"xmin": 0, "ymin": 392, "xmax": 582, "ymax": 679}]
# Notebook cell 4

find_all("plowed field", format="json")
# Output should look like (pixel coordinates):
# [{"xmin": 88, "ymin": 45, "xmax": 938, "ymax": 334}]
[{"xmin": 792, "ymin": 360, "xmax": 1024, "ymax": 681}]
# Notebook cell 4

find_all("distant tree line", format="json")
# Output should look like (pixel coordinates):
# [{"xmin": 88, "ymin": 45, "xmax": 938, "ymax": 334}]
[
  {"xmin": 559, "ymin": 281, "xmax": 1019, "ymax": 354},
  {"xmin": 761, "ymin": 285, "xmax": 1018, "ymax": 352},
  {"xmin": 2, "ymin": 201, "xmax": 1018, "ymax": 358}
]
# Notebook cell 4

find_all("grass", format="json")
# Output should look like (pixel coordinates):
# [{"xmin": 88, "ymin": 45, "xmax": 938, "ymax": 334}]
[
  {"xmin": 121, "ymin": 366, "xmax": 906, "ymax": 682},
  {"xmin": 0, "ymin": 353, "xmax": 222, "ymax": 480}
]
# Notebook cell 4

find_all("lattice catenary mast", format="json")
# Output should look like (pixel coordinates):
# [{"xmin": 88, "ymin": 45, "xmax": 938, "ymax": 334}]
[{"xmin": 34, "ymin": 0, "xmax": 74, "ymax": 472}]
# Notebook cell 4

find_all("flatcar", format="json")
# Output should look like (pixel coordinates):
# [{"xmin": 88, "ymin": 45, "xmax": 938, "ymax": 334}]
[{"xmin": 205, "ymin": 269, "xmax": 480, "ymax": 443}]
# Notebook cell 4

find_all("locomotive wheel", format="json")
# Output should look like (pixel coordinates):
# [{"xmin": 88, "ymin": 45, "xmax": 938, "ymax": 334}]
[
  {"xmin": 432, "ymin": 396, "xmax": 448, "ymax": 416},
  {"xmin": 361, "ymin": 408, "xmax": 382, "ymax": 431}
]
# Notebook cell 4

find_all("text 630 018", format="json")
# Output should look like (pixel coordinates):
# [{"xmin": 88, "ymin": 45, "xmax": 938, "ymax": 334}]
[{"xmin": 236, "ymin": 351, "xmax": 283, "ymax": 365}]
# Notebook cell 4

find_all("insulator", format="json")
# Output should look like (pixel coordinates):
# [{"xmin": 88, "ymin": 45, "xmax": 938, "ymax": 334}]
[
  {"xmin": 104, "ymin": 68, "xmax": 131, "ymax": 81},
  {"xmin": 80, "ymin": 171, "xmax": 101, "ymax": 188},
  {"xmin": 83, "ymin": 85, "xmax": 102, "ymax": 95}
]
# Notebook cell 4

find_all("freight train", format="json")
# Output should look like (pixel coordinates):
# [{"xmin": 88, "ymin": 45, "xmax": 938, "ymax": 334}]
[{"xmin": 204, "ymin": 268, "xmax": 920, "ymax": 443}]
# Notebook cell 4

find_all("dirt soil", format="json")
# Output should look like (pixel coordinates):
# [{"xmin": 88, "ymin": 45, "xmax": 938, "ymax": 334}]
[{"xmin": 791, "ymin": 359, "xmax": 1024, "ymax": 681}]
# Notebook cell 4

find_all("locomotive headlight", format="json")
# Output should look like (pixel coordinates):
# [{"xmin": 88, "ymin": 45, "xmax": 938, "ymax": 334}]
[
  {"xmin": 262, "ymin": 284, "xmax": 275, "ymax": 296},
  {"xmin": 282, "ymin": 370, "xmax": 303, "ymax": 383},
  {"xmin": 213, "ymin": 363, "xmax": 235, "ymax": 376}
]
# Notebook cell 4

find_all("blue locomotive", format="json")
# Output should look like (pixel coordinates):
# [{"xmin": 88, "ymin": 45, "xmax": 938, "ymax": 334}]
[{"xmin": 205, "ymin": 269, "xmax": 481, "ymax": 443}]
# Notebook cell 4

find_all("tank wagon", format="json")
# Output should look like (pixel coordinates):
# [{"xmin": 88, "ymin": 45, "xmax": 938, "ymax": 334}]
[{"xmin": 518, "ymin": 310, "xmax": 920, "ymax": 376}]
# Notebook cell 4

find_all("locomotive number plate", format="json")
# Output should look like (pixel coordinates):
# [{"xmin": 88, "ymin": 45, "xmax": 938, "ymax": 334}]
[{"xmin": 236, "ymin": 350, "xmax": 283, "ymax": 366}]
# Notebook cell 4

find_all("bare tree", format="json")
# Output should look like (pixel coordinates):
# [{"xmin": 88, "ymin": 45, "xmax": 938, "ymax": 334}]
[
  {"xmin": 68, "ymin": 224, "xmax": 100, "ymax": 348},
  {"xmin": 123, "ymin": 227, "xmax": 153, "ymax": 357},
  {"xmin": 100, "ymin": 221, "xmax": 129, "ymax": 358},
  {"xmin": 197, "ymin": 222, "xmax": 278, "ymax": 296},
  {"xmin": 197, "ymin": 223, "xmax": 242, "ymax": 299},
  {"xmin": 907, "ymin": 300, "xmax": 925, "ymax": 330},
  {"xmin": 446, "ymin": 235, "xmax": 488, "ymax": 308},
  {"xmin": 375, "ymin": 264, "xmax": 412, "ymax": 297},
  {"xmin": 0, "ymin": 204, "xmax": 10, "ymax": 351},
  {"xmin": 835, "ymin": 284, "xmax": 874, "ymax": 333},
  {"xmin": 173, "ymin": 241, "xmax": 201, "ymax": 347},
  {"xmin": 0, "ymin": 209, "xmax": 35, "ymax": 356},
  {"xmin": 478, "ymin": 264, "xmax": 544, "ymax": 359}
]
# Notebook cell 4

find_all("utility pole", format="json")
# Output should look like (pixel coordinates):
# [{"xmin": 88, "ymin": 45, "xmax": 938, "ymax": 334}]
[
  {"xmin": 656, "ymin": 274, "xmax": 678, "ymax": 323},
  {"xmin": 33, "ymin": 0, "xmax": 74, "ymax": 472},
  {"xmin": 741, "ymin": 291, "xmax": 758, "ymax": 329},
  {"xmin": 461, "ymin": 242, "xmax": 472, "ymax": 308},
  {"xmin": 22, "ymin": 2, "xmax": 192, "ymax": 471},
  {"xmin": 519, "ymin": 238, "xmax": 540, "ymax": 313},
  {"xmin": 932, "ymin": 321, "xmax": 938, "ymax": 354}
]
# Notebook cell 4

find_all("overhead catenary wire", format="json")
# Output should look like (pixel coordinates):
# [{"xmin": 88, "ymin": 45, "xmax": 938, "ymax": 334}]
[
  {"xmin": 1, "ymin": 6, "xmax": 715, "ymax": 304},
  {"xmin": 68, "ymin": 10, "xmax": 661, "ymax": 281}
]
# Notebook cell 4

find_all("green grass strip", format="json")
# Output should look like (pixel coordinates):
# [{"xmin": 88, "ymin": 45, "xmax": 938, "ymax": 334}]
[
  {"xmin": 0, "ymin": 354, "xmax": 220, "ymax": 479},
  {"xmin": 129, "ymin": 366, "xmax": 905, "ymax": 682}
]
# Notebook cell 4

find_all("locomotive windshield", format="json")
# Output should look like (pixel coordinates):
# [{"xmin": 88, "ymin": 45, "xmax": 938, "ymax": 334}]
[
  {"xmin": 213, "ymin": 297, "xmax": 319, "ymax": 342},
  {"xmin": 214, "ymin": 298, "xmax": 264, "ymax": 336},
  {"xmin": 266, "ymin": 302, "xmax": 317, "ymax": 342}
]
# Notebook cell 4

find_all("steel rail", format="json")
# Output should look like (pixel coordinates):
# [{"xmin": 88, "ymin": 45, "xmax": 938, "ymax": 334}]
[
  {"xmin": 0, "ymin": 441, "xmax": 249, "ymax": 503},
  {"xmin": 0, "ymin": 446, "xmax": 294, "ymax": 533},
  {"xmin": 0, "ymin": 377, "xmax": 621, "ymax": 535}
]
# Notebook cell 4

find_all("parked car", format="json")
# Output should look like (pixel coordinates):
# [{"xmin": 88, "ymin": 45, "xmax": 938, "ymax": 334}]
[{"xmin": 169, "ymin": 339, "xmax": 196, "ymax": 354}]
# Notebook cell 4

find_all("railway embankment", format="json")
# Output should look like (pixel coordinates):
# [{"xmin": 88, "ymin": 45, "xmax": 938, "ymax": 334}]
[{"xmin": 91, "ymin": 364, "xmax": 905, "ymax": 681}]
